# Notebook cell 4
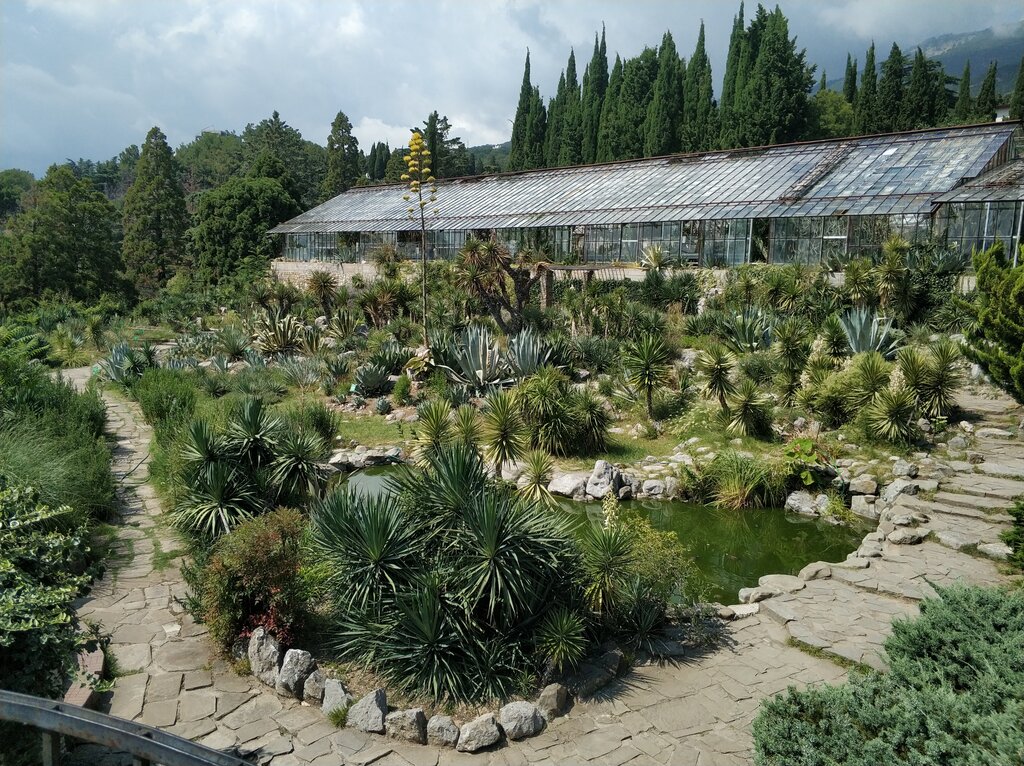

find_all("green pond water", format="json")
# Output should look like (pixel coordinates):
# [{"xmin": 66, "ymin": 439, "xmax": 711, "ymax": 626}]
[{"xmin": 341, "ymin": 468, "xmax": 868, "ymax": 604}]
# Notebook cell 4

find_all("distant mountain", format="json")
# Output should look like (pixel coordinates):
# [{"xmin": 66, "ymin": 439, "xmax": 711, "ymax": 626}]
[
  {"xmin": 468, "ymin": 141, "xmax": 511, "ymax": 173},
  {"xmin": 917, "ymin": 21, "xmax": 1024, "ymax": 95}
]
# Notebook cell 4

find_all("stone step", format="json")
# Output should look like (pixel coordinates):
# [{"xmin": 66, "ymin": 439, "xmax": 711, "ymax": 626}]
[
  {"xmin": 974, "ymin": 458, "xmax": 1024, "ymax": 480},
  {"xmin": 895, "ymin": 495, "xmax": 1013, "ymax": 524},
  {"xmin": 942, "ymin": 474, "xmax": 1024, "ymax": 501},
  {"xmin": 930, "ymin": 491, "xmax": 1013, "ymax": 511}
]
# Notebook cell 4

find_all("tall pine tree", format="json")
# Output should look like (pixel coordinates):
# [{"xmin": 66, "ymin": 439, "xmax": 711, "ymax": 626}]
[
  {"xmin": 596, "ymin": 55, "xmax": 624, "ymax": 162},
  {"xmin": 719, "ymin": 2, "xmax": 746, "ymax": 148},
  {"xmin": 122, "ymin": 126, "xmax": 188, "ymax": 298},
  {"xmin": 843, "ymin": 54, "xmax": 858, "ymax": 103},
  {"xmin": 643, "ymin": 31, "xmax": 685, "ymax": 156},
  {"xmin": 975, "ymin": 62, "xmax": 998, "ymax": 121},
  {"xmin": 682, "ymin": 23, "xmax": 719, "ymax": 151},
  {"xmin": 558, "ymin": 51, "xmax": 583, "ymax": 166},
  {"xmin": 877, "ymin": 43, "xmax": 907, "ymax": 132},
  {"xmin": 580, "ymin": 29, "xmax": 609, "ymax": 164},
  {"xmin": 544, "ymin": 71, "xmax": 567, "ymax": 167},
  {"xmin": 854, "ymin": 43, "xmax": 878, "ymax": 134},
  {"xmin": 322, "ymin": 110, "xmax": 360, "ymax": 199},
  {"xmin": 508, "ymin": 51, "xmax": 540, "ymax": 171},
  {"xmin": 1010, "ymin": 55, "xmax": 1024, "ymax": 120},
  {"xmin": 903, "ymin": 49, "xmax": 936, "ymax": 129}
]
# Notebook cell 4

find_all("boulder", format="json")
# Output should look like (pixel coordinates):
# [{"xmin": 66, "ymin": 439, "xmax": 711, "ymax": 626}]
[
  {"xmin": 302, "ymin": 669, "xmax": 326, "ymax": 705},
  {"xmin": 499, "ymin": 702, "xmax": 545, "ymax": 740},
  {"xmin": 798, "ymin": 562, "xmax": 831, "ymax": 581},
  {"xmin": 617, "ymin": 484, "xmax": 633, "ymax": 501},
  {"xmin": 385, "ymin": 708, "xmax": 427, "ymax": 745},
  {"xmin": 850, "ymin": 495, "xmax": 879, "ymax": 519},
  {"xmin": 891, "ymin": 459, "xmax": 918, "ymax": 478},
  {"xmin": 427, "ymin": 715, "xmax": 460, "ymax": 748},
  {"xmin": 977, "ymin": 542, "xmax": 1012, "ymax": 560},
  {"xmin": 757, "ymin": 574, "xmax": 806, "ymax": 593},
  {"xmin": 848, "ymin": 475, "xmax": 878, "ymax": 495},
  {"xmin": 642, "ymin": 479, "xmax": 665, "ymax": 496},
  {"xmin": 887, "ymin": 528, "xmax": 927, "ymax": 545},
  {"xmin": 346, "ymin": 689, "xmax": 387, "ymax": 733},
  {"xmin": 976, "ymin": 427, "xmax": 1012, "ymax": 439},
  {"xmin": 738, "ymin": 586, "xmax": 776, "ymax": 603},
  {"xmin": 536, "ymin": 683, "xmax": 569, "ymax": 721},
  {"xmin": 321, "ymin": 679, "xmax": 352, "ymax": 715},
  {"xmin": 275, "ymin": 649, "xmax": 315, "ymax": 698},
  {"xmin": 784, "ymin": 491, "xmax": 828, "ymax": 516},
  {"xmin": 548, "ymin": 472, "xmax": 587, "ymax": 497},
  {"xmin": 947, "ymin": 435, "xmax": 969, "ymax": 451},
  {"xmin": 586, "ymin": 460, "xmax": 622, "ymax": 499},
  {"xmin": 879, "ymin": 478, "xmax": 918, "ymax": 505},
  {"xmin": 664, "ymin": 476, "xmax": 680, "ymax": 498},
  {"xmin": 455, "ymin": 713, "xmax": 502, "ymax": 752},
  {"xmin": 247, "ymin": 627, "xmax": 282, "ymax": 688}
]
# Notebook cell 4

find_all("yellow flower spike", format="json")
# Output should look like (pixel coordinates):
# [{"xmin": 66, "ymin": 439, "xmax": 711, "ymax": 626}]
[
  {"xmin": 400, "ymin": 174, "xmax": 410, "ymax": 181},
  {"xmin": 419, "ymin": 200, "xmax": 427, "ymax": 207},
  {"xmin": 402, "ymin": 194, "xmax": 410, "ymax": 201}
]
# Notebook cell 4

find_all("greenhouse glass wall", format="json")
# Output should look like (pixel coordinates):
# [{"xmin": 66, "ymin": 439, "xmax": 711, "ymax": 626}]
[{"xmin": 272, "ymin": 123, "xmax": 1024, "ymax": 269}]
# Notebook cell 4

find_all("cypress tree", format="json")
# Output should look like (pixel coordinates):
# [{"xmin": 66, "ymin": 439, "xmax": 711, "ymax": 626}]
[
  {"xmin": 877, "ymin": 43, "xmax": 907, "ymax": 132},
  {"xmin": 819, "ymin": 70, "xmax": 827, "ymax": 93},
  {"xmin": 544, "ymin": 71, "xmax": 567, "ymax": 167},
  {"xmin": 643, "ymin": 31, "xmax": 684, "ymax": 156},
  {"xmin": 953, "ymin": 61, "xmax": 973, "ymax": 123},
  {"xmin": 854, "ymin": 43, "xmax": 878, "ymax": 134},
  {"xmin": 366, "ymin": 144, "xmax": 378, "ymax": 180},
  {"xmin": 525, "ymin": 86, "xmax": 548, "ymax": 169},
  {"xmin": 613, "ymin": 47, "xmax": 659, "ymax": 160},
  {"xmin": 843, "ymin": 54, "xmax": 858, "ymax": 103},
  {"xmin": 322, "ymin": 110, "xmax": 360, "ymax": 199},
  {"xmin": 975, "ymin": 62, "xmax": 998, "ymax": 121},
  {"xmin": 903, "ymin": 48, "xmax": 934, "ymax": 129},
  {"xmin": 742, "ymin": 7, "xmax": 814, "ymax": 146},
  {"xmin": 1010, "ymin": 55, "xmax": 1024, "ymax": 119},
  {"xmin": 375, "ymin": 143, "xmax": 389, "ymax": 180},
  {"xmin": 122, "ymin": 126, "xmax": 188, "ymax": 298},
  {"xmin": 682, "ymin": 22, "xmax": 719, "ymax": 151},
  {"xmin": 731, "ymin": 4, "xmax": 770, "ymax": 148},
  {"xmin": 558, "ymin": 51, "xmax": 584, "ymax": 166},
  {"xmin": 596, "ymin": 55, "xmax": 624, "ymax": 162},
  {"xmin": 719, "ymin": 2, "xmax": 746, "ymax": 148},
  {"xmin": 508, "ymin": 51, "xmax": 537, "ymax": 171},
  {"xmin": 581, "ymin": 28, "xmax": 609, "ymax": 164}
]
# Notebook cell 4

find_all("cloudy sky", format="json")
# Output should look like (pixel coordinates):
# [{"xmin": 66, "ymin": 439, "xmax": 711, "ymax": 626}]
[{"xmin": 2, "ymin": 0, "xmax": 1022, "ymax": 175}]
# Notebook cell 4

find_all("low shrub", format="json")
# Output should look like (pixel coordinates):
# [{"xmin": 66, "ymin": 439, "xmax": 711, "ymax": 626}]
[
  {"xmin": 185, "ymin": 507, "xmax": 308, "ymax": 648},
  {"xmin": 280, "ymin": 399, "xmax": 342, "ymax": 444},
  {"xmin": 677, "ymin": 451, "xmax": 786, "ymax": 510},
  {"xmin": 516, "ymin": 367, "xmax": 609, "ymax": 456},
  {"xmin": 133, "ymin": 367, "xmax": 198, "ymax": 429},
  {"xmin": 1002, "ymin": 499, "xmax": 1023, "ymax": 570},
  {"xmin": 753, "ymin": 584, "xmax": 1024, "ymax": 766},
  {"xmin": 391, "ymin": 373, "xmax": 413, "ymax": 405}
]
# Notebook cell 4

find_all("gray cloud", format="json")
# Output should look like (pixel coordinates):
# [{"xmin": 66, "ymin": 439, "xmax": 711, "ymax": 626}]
[{"xmin": 2, "ymin": 0, "xmax": 1021, "ymax": 175}]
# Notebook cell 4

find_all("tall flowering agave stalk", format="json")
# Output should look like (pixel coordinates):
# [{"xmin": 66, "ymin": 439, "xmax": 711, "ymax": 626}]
[{"xmin": 401, "ymin": 131, "xmax": 438, "ymax": 350}]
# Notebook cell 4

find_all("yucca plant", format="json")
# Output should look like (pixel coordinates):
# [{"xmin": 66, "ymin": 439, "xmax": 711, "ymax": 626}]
[
  {"xmin": 920, "ymin": 338, "xmax": 963, "ymax": 418},
  {"xmin": 536, "ymin": 606, "xmax": 587, "ymax": 674},
  {"xmin": 772, "ymin": 316, "xmax": 810, "ymax": 378},
  {"xmin": 224, "ymin": 397, "xmax": 281, "ymax": 470},
  {"xmin": 353, "ymin": 363, "xmax": 392, "ymax": 397},
  {"xmin": 480, "ymin": 390, "xmax": 528, "ymax": 477},
  {"xmin": 623, "ymin": 334, "xmax": 672, "ymax": 420},
  {"xmin": 579, "ymin": 523, "xmax": 635, "ymax": 618},
  {"xmin": 570, "ymin": 389, "xmax": 611, "ymax": 454},
  {"xmin": 278, "ymin": 356, "xmax": 324, "ymax": 392},
  {"xmin": 518, "ymin": 449, "xmax": 556, "ymax": 508},
  {"xmin": 306, "ymin": 269, "xmax": 338, "ymax": 319},
  {"xmin": 450, "ymin": 404, "xmax": 481, "ymax": 449},
  {"xmin": 216, "ymin": 325, "xmax": 251, "ymax": 361},
  {"xmin": 818, "ymin": 314, "xmax": 850, "ymax": 362},
  {"xmin": 173, "ymin": 462, "xmax": 261, "ymax": 538},
  {"xmin": 414, "ymin": 399, "xmax": 453, "ymax": 462},
  {"xmin": 847, "ymin": 352, "xmax": 892, "ymax": 411},
  {"xmin": 179, "ymin": 419, "xmax": 227, "ymax": 484},
  {"xmin": 85, "ymin": 315, "xmax": 108, "ymax": 351},
  {"xmin": 840, "ymin": 307, "xmax": 898, "ymax": 358},
  {"xmin": 695, "ymin": 342, "xmax": 737, "ymax": 409},
  {"xmin": 723, "ymin": 379, "xmax": 773, "ymax": 438},
  {"xmin": 862, "ymin": 386, "xmax": 918, "ymax": 444},
  {"xmin": 270, "ymin": 429, "xmax": 330, "ymax": 505}
]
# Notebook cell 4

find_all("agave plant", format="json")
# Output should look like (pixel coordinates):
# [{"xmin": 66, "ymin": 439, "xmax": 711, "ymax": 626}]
[
  {"xmin": 840, "ymin": 307, "xmax": 898, "ymax": 358},
  {"xmin": 720, "ymin": 309, "xmax": 773, "ymax": 355},
  {"xmin": 505, "ymin": 328, "xmax": 553, "ymax": 380},
  {"xmin": 723, "ymin": 379, "xmax": 773, "ymax": 438},
  {"xmin": 437, "ymin": 325, "xmax": 510, "ymax": 393},
  {"xmin": 254, "ymin": 312, "xmax": 304, "ymax": 356},
  {"xmin": 210, "ymin": 354, "xmax": 231, "ymax": 374},
  {"xmin": 695, "ymin": 342, "xmax": 737, "ymax": 409},
  {"xmin": 623, "ymin": 335, "xmax": 672, "ymax": 420},
  {"xmin": 480, "ymin": 390, "xmax": 527, "ymax": 477},
  {"xmin": 98, "ymin": 342, "xmax": 154, "ymax": 387},
  {"xmin": 368, "ymin": 341, "xmax": 414, "ymax": 375},
  {"xmin": 216, "ymin": 325, "xmax": 251, "ymax": 361},
  {"xmin": 353, "ymin": 363, "xmax": 391, "ymax": 397}
]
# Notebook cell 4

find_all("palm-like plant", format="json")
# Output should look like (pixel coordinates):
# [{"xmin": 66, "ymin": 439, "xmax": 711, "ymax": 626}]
[
  {"xmin": 847, "ymin": 352, "xmax": 892, "ymax": 410},
  {"xmin": 842, "ymin": 257, "xmax": 877, "ymax": 306},
  {"xmin": 414, "ymin": 399, "xmax": 453, "ymax": 463},
  {"xmin": 180, "ymin": 419, "xmax": 226, "ymax": 484},
  {"xmin": 919, "ymin": 338, "xmax": 963, "ymax": 418},
  {"xmin": 818, "ymin": 314, "xmax": 851, "ymax": 362},
  {"xmin": 306, "ymin": 269, "xmax": 338, "ymax": 319},
  {"xmin": 224, "ymin": 397, "xmax": 281, "ymax": 470},
  {"xmin": 519, "ymin": 449, "xmax": 556, "ymax": 508},
  {"xmin": 862, "ymin": 386, "xmax": 918, "ymax": 444},
  {"xmin": 450, "ymin": 404, "xmax": 481, "ymax": 449},
  {"xmin": 579, "ymin": 523, "xmax": 635, "ymax": 618},
  {"xmin": 875, "ymin": 236, "xmax": 911, "ymax": 315},
  {"xmin": 480, "ymin": 390, "xmax": 527, "ymax": 477},
  {"xmin": 536, "ymin": 607, "xmax": 587, "ymax": 674},
  {"xmin": 216, "ymin": 325, "xmax": 251, "ymax": 361},
  {"xmin": 696, "ymin": 342, "xmax": 737, "ymax": 410},
  {"xmin": 270, "ymin": 430, "xmax": 330, "ymax": 505},
  {"xmin": 623, "ymin": 334, "xmax": 671, "ymax": 419},
  {"xmin": 173, "ymin": 462, "xmax": 261, "ymax": 538},
  {"xmin": 723, "ymin": 379, "xmax": 773, "ymax": 438}
]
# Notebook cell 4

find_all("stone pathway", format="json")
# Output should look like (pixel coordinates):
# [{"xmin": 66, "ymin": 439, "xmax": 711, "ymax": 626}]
[{"xmin": 63, "ymin": 370, "xmax": 1021, "ymax": 766}]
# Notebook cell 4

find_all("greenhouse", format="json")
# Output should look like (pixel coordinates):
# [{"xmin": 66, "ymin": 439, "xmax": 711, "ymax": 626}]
[{"xmin": 271, "ymin": 122, "xmax": 1024, "ymax": 268}]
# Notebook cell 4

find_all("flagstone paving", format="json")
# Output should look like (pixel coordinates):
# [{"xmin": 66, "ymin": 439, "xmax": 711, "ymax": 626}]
[{"xmin": 62, "ymin": 370, "xmax": 1021, "ymax": 766}]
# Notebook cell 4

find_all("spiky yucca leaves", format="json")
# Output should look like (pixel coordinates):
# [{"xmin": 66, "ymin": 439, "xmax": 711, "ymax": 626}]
[
  {"xmin": 536, "ymin": 606, "xmax": 587, "ymax": 673},
  {"xmin": 579, "ymin": 522, "xmax": 636, "ymax": 618},
  {"xmin": 519, "ymin": 449, "xmax": 555, "ymax": 508},
  {"xmin": 571, "ymin": 389, "xmax": 610, "ymax": 454},
  {"xmin": 696, "ymin": 342, "xmax": 737, "ymax": 410},
  {"xmin": 707, "ymin": 451, "xmax": 784, "ymax": 510},
  {"xmin": 224, "ymin": 397, "xmax": 281, "ymax": 470},
  {"xmin": 920, "ymin": 338, "xmax": 963, "ymax": 418},
  {"xmin": 723, "ymin": 379, "xmax": 774, "ymax": 438},
  {"xmin": 277, "ymin": 356, "xmax": 324, "ymax": 391},
  {"xmin": 862, "ymin": 386, "xmax": 919, "ymax": 444},
  {"xmin": 623, "ymin": 334, "xmax": 672, "ymax": 419},
  {"xmin": 450, "ymin": 404, "xmax": 481, "ymax": 449},
  {"xmin": 270, "ymin": 429, "xmax": 330, "ymax": 505},
  {"xmin": 842, "ymin": 257, "xmax": 877, "ymax": 306},
  {"xmin": 180, "ymin": 419, "xmax": 227, "ymax": 484},
  {"xmin": 413, "ymin": 399, "xmax": 453, "ymax": 463},
  {"xmin": 516, "ymin": 368, "xmax": 609, "ymax": 456},
  {"xmin": 481, "ymin": 390, "xmax": 528, "ymax": 477},
  {"xmin": 772, "ymin": 317, "xmax": 811, "ymax": 379},
  {"xmin": 306, "ymin": 269, "xmax": 338, "ymax": 319},
  {"xmin": 216, "ymin": 324, "xmax": 250, "ymax": 361},
  {"xmin": 818, "ymin": 314, "xmax": 850, "ymax": 362},
  {"xmin": 173, "ymin": 462, "xmax": 261, "ymax": 538},
  {"xmin": 847, "ymin": 352, "xmax": 892, "ymax": 410}
]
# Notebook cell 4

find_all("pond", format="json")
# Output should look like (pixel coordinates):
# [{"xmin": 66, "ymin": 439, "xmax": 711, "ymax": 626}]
[{"xmin": 342, "ymin": 468, "xmax": 868, "ymax": 605}]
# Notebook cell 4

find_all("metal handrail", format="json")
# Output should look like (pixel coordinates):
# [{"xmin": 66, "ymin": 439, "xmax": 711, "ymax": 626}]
[{"xmin": 0, "ymin": 690, "xmax": 250, "ymax": 766}]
